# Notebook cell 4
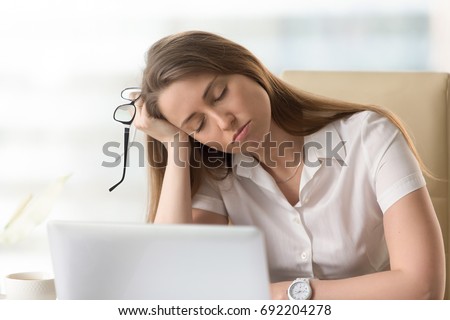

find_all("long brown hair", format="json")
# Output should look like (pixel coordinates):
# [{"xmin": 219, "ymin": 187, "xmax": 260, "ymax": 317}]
[{"xmin": 141, "ymin": 31, "xmax": 426, "ymax": 222}]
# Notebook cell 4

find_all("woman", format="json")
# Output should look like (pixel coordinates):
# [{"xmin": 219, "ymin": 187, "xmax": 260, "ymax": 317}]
[{"xmin": 133, "ymin": 31, "xmax": 445, "ymax": 299}]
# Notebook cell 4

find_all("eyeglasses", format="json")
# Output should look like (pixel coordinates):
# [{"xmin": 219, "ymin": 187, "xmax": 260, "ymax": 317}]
[{"xmin": 109, "ymin": 87, "xmax": 141, "ymax": 192}]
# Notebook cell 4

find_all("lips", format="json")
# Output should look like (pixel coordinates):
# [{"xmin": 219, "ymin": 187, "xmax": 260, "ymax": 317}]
[{"xmin": 233, "ymin": 121, "xmax": 251, "ymax": 142}]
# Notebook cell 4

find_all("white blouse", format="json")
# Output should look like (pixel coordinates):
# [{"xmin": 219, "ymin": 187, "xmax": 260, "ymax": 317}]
[{"xmin": 192, "ymin": 111, "xmax": 426, "ymax": 282}]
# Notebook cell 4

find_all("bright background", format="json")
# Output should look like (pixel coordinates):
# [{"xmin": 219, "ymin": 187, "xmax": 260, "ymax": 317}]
[{"xmin": 1, "ymin": 0, "xmax": 449, "ymax": 293}]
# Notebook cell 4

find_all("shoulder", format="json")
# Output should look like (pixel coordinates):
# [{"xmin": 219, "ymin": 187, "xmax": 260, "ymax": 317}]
[
  {"xmin": 332, "ymin": 110, "xmax": 399, "ymax": 144},
  {"xmin": 333, "ymin": 110, "xmax": 391, "ymax": 133},
  {"xmin": 328, "ymin": 110, "xmax": 406, "ymax": 171}
]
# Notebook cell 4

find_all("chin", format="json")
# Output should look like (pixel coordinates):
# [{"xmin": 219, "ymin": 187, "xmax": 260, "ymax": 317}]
[
  {"xmin": 224, "ymin": 140, "xmax": 260, "ymax": 155},
  {"xmin": 200, "ymin": 141, "xmax": 229, "ymax": 154}
]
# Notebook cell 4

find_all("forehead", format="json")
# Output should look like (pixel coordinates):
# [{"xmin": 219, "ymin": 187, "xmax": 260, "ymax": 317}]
[{"xmin": 158, "ymin": 73, "xmax": 214, "ymax": 114}]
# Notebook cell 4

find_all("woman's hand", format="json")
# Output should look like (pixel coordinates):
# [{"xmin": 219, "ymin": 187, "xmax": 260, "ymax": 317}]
[
  {"xmin": 133, "ymin": 98, "xmax": 185, "ymax": 144},
  {"xmin": 270, "ymin": 281, "xmax": 290, "ymax": 300}
]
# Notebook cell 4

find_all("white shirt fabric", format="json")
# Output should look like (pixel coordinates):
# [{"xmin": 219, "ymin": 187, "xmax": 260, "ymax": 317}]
[{"xmin": 192, "ymin": 111, "xmax": 426, "ymax": 282}]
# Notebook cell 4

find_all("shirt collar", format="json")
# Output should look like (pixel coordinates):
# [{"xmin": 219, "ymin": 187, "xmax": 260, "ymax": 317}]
[
  {"xmin": 232, "ymin": 153, "xmax": 257, "ymax": 178},
  {"xmin": 303, "ymin": 122, "xmax": 347, "ymax": 166}
]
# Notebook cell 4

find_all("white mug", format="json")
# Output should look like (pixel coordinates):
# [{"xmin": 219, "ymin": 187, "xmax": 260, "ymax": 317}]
[{"xmin": 4, "ymin": 272, "xmax": 56, "ymax": 300}]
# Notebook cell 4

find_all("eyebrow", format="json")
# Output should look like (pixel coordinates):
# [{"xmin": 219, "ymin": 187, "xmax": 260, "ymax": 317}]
[{"xmin": 180, "ymin": 75, "xmax": 218, "ymax": 128}]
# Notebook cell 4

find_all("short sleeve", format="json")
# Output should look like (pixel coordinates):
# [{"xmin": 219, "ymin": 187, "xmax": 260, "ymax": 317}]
[
  {"xmin": 192, "ymin": 177, "xmax": 228, "ymax": 216},
  {"xmin": 361, "ymin": 111, "xmax": 426, "ymax": 213}
]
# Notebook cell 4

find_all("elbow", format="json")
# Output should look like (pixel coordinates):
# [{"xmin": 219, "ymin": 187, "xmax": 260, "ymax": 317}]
[
  {"xmin": 422, "ymin": 265, "xmax": 446, "ymax": 299},
  {"xmin": 422, "ymin": 281, "xmax": 445, "ymax": 300},
  {"xmin": 410, "ymin": 274, "xmax": 445, "ymax": 300},
  {"xmin": 400, "ymin": 250, "xmax": 446, "ymax": 299},
  {"xmin": 417, "ymin": 286, "xmax": 444, "ymax": 300}
]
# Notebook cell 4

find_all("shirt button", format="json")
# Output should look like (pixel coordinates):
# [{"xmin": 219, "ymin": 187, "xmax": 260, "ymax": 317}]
[
  {"xmin": 301, "ymin": 252, "xmax": 309, "ymax": 261},
  {"xmin": 294, "ymin": 216, "xmax": 301, "ymax": 224}
]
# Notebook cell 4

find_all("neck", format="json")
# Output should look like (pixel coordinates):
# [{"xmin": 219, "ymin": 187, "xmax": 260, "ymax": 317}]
[{"xmin": 249, "ymin": 122, "xmax": 304, "ymax": 174}]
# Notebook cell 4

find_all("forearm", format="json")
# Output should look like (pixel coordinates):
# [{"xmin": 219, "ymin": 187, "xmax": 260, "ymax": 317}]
[
  {"xmin": 154, "ymin": 134, "xmax": 193, "ymax": 224},
  {"xmin": 311, "ymin": 270, "xmax": 441, "ymax": 300},
  {"xmin": 274, "ymin": 270, "xmax": 443, "ymax": 300}
]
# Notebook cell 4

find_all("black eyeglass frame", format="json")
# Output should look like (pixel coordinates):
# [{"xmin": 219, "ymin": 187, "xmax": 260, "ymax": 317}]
[{"xmin": 109, "ymin": 87, "xmax": 141, "ymax": 192}]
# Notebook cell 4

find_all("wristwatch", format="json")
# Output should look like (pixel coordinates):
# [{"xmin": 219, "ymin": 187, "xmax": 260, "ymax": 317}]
[{"xmin": 287, "ymin": 278, "xmax": 312, "ymax": 300}]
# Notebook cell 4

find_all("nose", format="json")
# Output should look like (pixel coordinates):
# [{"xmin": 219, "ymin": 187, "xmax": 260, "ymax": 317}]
[{"xmin": 209, "ymin": 109, "xmax": 236, "ymax": 131}]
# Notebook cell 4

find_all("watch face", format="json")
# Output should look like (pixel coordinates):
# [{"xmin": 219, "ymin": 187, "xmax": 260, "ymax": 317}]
[{"xmin": 289, "ymin": 281, "xmax": 311, "ymax": 300}]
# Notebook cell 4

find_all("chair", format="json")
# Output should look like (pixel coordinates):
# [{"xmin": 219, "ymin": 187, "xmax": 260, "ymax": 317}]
[{"xmin": 281, "ymin": 71, "xmax": 449, "ymax": 299}]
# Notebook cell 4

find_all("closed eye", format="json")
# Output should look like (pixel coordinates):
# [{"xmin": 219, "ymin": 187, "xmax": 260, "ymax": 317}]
[
  {"xmin": 214, "ymin": 86, "xmax": 227, "ymax": 103},
  {"xmin": 195, "ymin": 116, "xmax": 206, "ymax": 133},
  {"xmin": 195, "ymin": 85, "xmax": 227, "ymax": 133}
]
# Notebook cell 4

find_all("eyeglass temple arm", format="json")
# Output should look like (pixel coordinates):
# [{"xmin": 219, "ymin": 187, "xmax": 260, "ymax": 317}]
[{"xmin": 109, "ymin": 126, "xmax": 130, "ymax": 192}]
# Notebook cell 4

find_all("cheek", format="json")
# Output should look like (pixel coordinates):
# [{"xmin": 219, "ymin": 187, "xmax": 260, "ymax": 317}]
[
  {"xmin": 242, "ymin": 86, "xmax": 271, "ymax": 116},
  {"xmin": 194, "ymin": 133, "xmax": 231, "ymax": 153},
  {"xmin": 249, "ymin": 94, "xmax": 271, "ymax": 132},
  {"xmin": 200, "ymin": 141, "xmax": 230, "ymax": 155},
  {"xmin": 259, "ymin": 94, "xmax": 272, "ymax": 127},
  {"xmin": 259, "ymin": 91, "xmax": 272, "ymax": 116}
]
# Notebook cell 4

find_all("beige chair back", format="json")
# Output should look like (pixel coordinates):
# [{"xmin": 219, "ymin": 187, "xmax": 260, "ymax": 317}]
[{"xmin": 281, "ymin": 71, "xmax": 449, "ymax": 299}]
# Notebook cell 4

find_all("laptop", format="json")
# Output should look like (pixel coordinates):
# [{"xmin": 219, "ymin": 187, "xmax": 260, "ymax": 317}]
[{"xmin": 47, "ymin": 220, "xmax": 271, "ymax": 300}]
